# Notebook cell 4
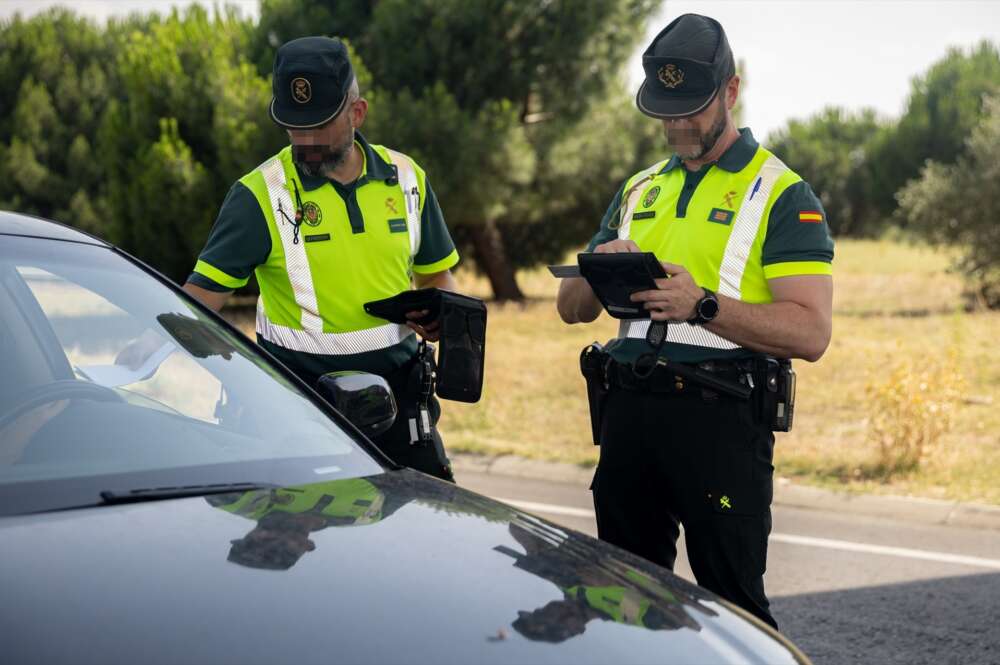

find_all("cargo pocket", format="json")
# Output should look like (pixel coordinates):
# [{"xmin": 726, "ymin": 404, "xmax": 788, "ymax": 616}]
[{"xmin": 706, "ymin": 401, "xmax": 768, "ymax": 517}]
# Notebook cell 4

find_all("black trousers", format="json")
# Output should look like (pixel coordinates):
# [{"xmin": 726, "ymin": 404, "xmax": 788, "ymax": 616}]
[{"xmin": 591, "ymin": 383, "xmax": 778, "ymax": 630}]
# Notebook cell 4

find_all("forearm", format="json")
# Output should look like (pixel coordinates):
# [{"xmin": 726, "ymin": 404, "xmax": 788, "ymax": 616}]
[
  {"xmin": 707, "ymin": 296, "xmax": 831, "ymax": 361},
  {"xmin": 557, "ymin": 277, "xmax": 603, "ymax": 324},
  {"xmin": 414, "ymin": 270, "xmax": 457, "ymax": 292},
  {"xmin": 182, "ymin": 282, "xmax": 232, "ymax": 313}
]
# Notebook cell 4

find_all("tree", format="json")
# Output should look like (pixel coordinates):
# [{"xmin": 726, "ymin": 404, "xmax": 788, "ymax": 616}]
[
  {"xmin": 767, "ymin": 107, "xmax": 885, "ymax": 236},
  {"xmin": 97, "ymin": 5, "xmax": 285, "ymax": 282},
  {"xmin": 896, "ymin": 95, "xmax": 1000, "ymax": 307},
  {"xmin": 0, "ymin": 9, "xmax": 130, "ymax": 235},
  {"xmin": 867, "ymin": 41, "xmax": 1000, "ymax": 220}
]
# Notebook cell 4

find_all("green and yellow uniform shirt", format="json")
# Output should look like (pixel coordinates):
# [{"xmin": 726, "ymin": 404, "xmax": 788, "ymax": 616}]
[
  {"xmin": 188, "ymin": 132, "xmax": 459, "ymax": 378},
  {"xmin": 587, "ymin": 128, "xmax": 834, "ymax": 364}
]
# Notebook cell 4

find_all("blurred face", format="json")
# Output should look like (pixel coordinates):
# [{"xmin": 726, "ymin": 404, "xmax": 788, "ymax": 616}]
[
  {"xmin": 661, "ymin": 76, "xmax": 739, "ymax": 161},
  {"xmin": 288, "ymin": 95, "xmax": 367, "ymax": 177}
]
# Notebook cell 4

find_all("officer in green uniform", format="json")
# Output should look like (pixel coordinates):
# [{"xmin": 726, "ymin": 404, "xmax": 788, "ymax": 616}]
[
  {"xmin": 556, "ymin": 14, "xmax": 834, "ymax": 630},
  {"xmin": 182, "ymin": 37, "xmax": 460, "ymax": 480}
]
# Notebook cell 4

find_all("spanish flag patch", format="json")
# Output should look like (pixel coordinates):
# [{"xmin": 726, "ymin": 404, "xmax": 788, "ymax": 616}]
[{"xmin": 799, "ymin": 210, "xmax": 823, "ymax": 223}]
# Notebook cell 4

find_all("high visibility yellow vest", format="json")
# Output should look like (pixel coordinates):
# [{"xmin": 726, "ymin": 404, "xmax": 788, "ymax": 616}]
[
  {"xmin": 611, "ymin": 146, "xmax": 820, "ymax": 353},
  {"xmin": 235, "ymin": 145, "xmax": 427, "ymax": 356}
]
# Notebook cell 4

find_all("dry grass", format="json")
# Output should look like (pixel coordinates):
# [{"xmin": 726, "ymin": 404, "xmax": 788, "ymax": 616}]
[{"xmin": 226, "ymin": 239, "xmax": 1000, "ymax": 504}]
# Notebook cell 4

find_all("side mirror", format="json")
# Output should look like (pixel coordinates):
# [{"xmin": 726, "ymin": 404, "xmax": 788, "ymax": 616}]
[{"xmin": 315, "ymin": 371, "xmax": 397, "ymax": 439}]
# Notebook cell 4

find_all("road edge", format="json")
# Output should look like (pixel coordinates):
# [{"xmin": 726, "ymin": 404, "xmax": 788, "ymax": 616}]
[{"xmin": 450, "ymin": 453, "xmax": 1000, "ymax": 531}]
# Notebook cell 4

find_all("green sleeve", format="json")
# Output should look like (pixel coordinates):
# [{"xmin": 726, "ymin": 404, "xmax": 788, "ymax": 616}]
[
  {"xmin": 412, "ymin": 180, "xmax": 459, "ymax": 274},
  {"xmin": 761, "ymin": 181, "xmax": 835, "ymax": 279},
  {"xmin": 585, "ymin": 184, "xmax": 625, "ymax": 252},
  {"xmin": 188, "ymin": 182, "xmax": 271, "ymax": 292}
]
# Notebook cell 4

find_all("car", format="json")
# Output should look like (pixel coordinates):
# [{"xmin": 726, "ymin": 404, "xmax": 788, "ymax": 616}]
[{"xmin": 0, "ymin": 211, "xmax": 811, "ymax": 665}]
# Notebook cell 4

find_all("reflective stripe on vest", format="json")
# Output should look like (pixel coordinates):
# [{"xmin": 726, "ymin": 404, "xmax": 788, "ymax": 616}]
[
  {"xmin": 615, "ymin": 162, "xmax": 664, "ymax": 238},
  {"xmin": 617, "ymin": 154, "xmax": 788, "ymax": 350},
  {"xmin": 385, "ymin": 149, "xmax": 421, "ymax": 258},
  {"xmin": 256, "ymin": 299, "xmax": 410, "ymax": 356},
  {"xmin": 255, "ymin": 157, "xmax": 412, "ymax": 355}
]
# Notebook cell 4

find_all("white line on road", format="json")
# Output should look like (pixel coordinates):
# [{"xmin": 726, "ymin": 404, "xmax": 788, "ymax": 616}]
[{"xmin": 493, "ymin": 497, "xmax": 1000, "ymax": 571}]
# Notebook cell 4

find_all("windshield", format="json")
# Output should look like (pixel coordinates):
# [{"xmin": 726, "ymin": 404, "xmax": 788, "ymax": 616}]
[{"xmin": 0, "ymin": 235, "xmax": 383, "ymax": 514}]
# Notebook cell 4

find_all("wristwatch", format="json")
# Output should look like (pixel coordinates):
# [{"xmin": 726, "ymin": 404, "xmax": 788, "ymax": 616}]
[{"xmin": 687, "ymin": 288, "xmax": 720, "ymax": 325}]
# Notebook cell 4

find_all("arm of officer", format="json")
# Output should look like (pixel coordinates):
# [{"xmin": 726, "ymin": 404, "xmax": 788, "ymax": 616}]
[
  {"xmin": 557, "ymin": 186, "xmax": 631, "ymax": 324},
  {"xmin": 407, "ymin": 178, "xmax": 461, "ymax": 342},
  {"xmin": 182, "ymin": 282, "xmax": 232, "ymax": 313},
  {"xmin": 705, "ymin": 274, "xmax": 832, "ymax": 362},
  {"xmin": 557, "ymin": 239, "xmax": 641, "ymax": 323},
  {"xmin": 633, "ymin": 264, "xmax": 833, "ymax": 362}
]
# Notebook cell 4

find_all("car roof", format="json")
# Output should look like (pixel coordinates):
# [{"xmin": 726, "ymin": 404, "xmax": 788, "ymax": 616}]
[{"xmin": 0, "ymin": 210, "xmax": 110, "ymax": 247}]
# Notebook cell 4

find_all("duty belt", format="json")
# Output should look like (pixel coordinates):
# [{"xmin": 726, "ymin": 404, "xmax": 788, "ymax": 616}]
[
  {"xmin": 614, "ymin": 359, "xmax": 752, "ymax": 400},
  {"xmin": 581, "ymin": 345, "xmax": 754, "ymax": 401}
]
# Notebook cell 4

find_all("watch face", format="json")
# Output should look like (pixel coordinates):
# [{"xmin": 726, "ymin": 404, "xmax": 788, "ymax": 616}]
[{"xmin": 699, "ymin": 296, "xmax": 720, "ymax": 320}]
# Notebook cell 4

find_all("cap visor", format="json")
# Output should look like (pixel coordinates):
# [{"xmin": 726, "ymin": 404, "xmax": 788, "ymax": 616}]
[
  {"xmin": 635, "ymin": 81, "xmax": 718, "ymax": 119},
  {"xmin": 269, "ymin": 97, "xmax": 346, "ymax": 129}
]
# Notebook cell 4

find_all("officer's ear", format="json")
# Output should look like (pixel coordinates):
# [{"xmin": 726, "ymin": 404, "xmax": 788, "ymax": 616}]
[
  {"xmin": 349, "ymin": 97, "xmax": 368, "ymax": 129},
  {"xmin": 724, "ymin": 76, "xmax": 741, "ymax": 112}
]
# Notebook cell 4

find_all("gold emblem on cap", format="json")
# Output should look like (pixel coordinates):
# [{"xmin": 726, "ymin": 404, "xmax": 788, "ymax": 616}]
[
  {"xmin": 657, "ymin": 63, "xmax": 685, "ymax": 89},
  {"xmin": 291, "ymin": 77, "xmax": 312, "ymax": 104}
]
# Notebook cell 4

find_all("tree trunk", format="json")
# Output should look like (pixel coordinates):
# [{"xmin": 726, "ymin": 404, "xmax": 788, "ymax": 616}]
[{"xmin": 468, "ymin": 219, "xmax": 524, "ymax": 302}]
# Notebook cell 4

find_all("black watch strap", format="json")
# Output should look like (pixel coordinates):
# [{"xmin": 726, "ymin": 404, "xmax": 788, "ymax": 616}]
[{"xmin": 687, "ymin": 288, "xmax": 719, "ymax": 325}]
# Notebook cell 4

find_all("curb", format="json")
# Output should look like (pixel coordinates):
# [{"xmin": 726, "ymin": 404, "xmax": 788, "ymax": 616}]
[{"xmin": 450, "ymin": 453, "xmax": 1000, "ymax": 531}]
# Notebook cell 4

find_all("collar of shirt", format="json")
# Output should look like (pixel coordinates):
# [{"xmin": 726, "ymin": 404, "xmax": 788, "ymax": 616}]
[
  {"xmin": 294, "ymin": 131, "xmax": 396, "ymax": 192},
  {"xmin": 659, "ymin": 127, "xmax": 759, "ymax": 175}
]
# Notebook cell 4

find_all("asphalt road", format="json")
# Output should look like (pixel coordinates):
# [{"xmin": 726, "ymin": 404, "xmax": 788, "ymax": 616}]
[{"xmin": 456, "ymin": 470, "xmax": 1000, "ymax": 665}]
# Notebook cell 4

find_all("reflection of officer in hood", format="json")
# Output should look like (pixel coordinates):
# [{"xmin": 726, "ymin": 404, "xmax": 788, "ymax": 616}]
[
  {"xmin": 497, "ymin": 522, "xmax": 710, "ymax": 643},
  {"xmin": 207, "ymin": 477, "xmax": 402, "ymax": 570}
]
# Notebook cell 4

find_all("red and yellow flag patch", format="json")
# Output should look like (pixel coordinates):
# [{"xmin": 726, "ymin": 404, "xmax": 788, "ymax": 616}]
[{"xmin": 799, "ymin": 210, "xmax": 823, "ymax": 223}]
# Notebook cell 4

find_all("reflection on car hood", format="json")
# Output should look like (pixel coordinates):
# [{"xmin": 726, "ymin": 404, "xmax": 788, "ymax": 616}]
[{"xmin": 0, "ymin": 470, "xmax": 807, "ymax": 665}]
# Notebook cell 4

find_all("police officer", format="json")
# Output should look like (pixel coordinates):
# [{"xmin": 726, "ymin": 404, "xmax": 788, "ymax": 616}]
[
  {"xmin": 556, "ymin": 14, "xmax": 834, "ymax": 630},
  {"xmin": 182, "ymin": 37, "xmax": 460, "ymax": 480}
]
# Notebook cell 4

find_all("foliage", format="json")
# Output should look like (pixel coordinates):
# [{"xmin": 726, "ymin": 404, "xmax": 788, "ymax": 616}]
[
  {"xmin": 766, "ymin": 41, "xmax": 1000, "ymax": 241},
  {"xmin": 0, "ymin": 9, "xmax": 126, "ymax": 234},
  {"xmin": 97, "ymin": 5, "xmax": 284, "ymax": 282},
  {"xmin": 767, "ymin": 107, "xmax": 885, "ymax": 236},
  {"xmin": 896, "ymin": 95, "xmax": 1000, "ymax": 307},
  {"xmin": 488, "ymin": 85, "xmax": 664, "ymax": 270},
  {"xmin": 866, "ymin": 41, "xmax": 1000, "ymax": 219},
  {"xmin": 864, "ymin": 349, "xmax": 965, "ymax": 478}
]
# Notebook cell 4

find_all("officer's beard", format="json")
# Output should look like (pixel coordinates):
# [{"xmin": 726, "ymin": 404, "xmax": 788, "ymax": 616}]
[
  {"xmin": 293, "ymin": 128, "xmax": 355, "ymax": 178},
  {"xmin": 664, "ymin": 101, "xmax": 728, "ymax": 162}
]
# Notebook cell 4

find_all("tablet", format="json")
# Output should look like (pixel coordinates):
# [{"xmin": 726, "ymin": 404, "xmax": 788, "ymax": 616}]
[
  {"xmin": 363, "ymin": 288, "xmax": 441, "ymax": 325},
  {"xmin": 577, "ymin": 252, "xmax": 667, "ymax": 319}
]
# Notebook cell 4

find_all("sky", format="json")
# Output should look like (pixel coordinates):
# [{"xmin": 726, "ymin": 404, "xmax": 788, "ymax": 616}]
[{"xmin": 2, "ymin": 0, "xmax": 998, "ymax": 141}]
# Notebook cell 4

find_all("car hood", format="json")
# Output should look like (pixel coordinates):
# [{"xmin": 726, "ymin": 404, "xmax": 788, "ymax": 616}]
[{"xmin": 1, "ymin": 469, "xmax": 806, "ymax": 665}]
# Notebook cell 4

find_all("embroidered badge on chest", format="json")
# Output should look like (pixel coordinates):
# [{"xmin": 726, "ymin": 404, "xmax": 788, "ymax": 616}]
[
  {"xmin": 643, "ymin": 186, "xmax": 661, "ymax": 208},
  {"xmin": 301, "ymin": 201, "xmax": 323, "ymax": 227}
]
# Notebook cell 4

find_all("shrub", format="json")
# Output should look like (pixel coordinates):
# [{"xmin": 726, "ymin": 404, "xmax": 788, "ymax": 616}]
[{"xmin": 864, "ymin": 349, "xmax": 966, "ymax": 478}]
